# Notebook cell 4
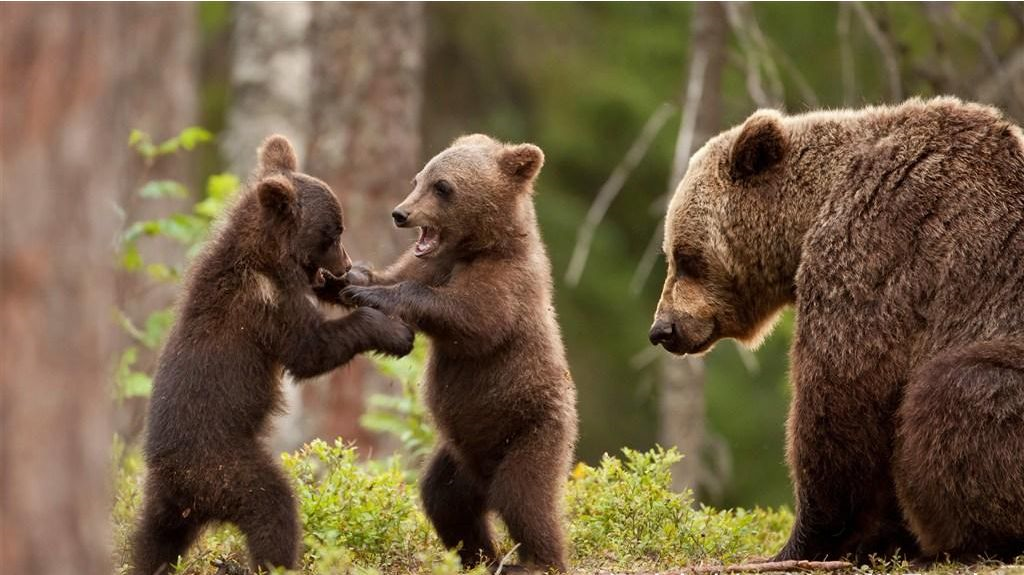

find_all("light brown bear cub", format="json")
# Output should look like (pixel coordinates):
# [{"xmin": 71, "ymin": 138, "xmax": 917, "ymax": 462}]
[
  {"xmin": 341, "ymin": 135, "xmax": 578, "ymax": 573},
  {"xmin": 650, "ymin": 97, "xmax": 1024, "ymax": 561}
]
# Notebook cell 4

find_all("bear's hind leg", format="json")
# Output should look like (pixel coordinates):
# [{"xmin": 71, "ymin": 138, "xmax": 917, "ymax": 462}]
[
  {"xmin": 421, "ymin": 445, "xmax": 497, "ymax": 569},
  {"xmin": 488, "ymin": 441, "xmax": 569, "ymax": 573},
  {"xmin": 221, "ymin": 454, "xmax": 300, "ymax": 571},
  {"xmin": 131, "ymin": 489, "xmax": 203, "ymax": 575},
  {"xmin": 895, "ymin": 341, "xmax": 1024, "ymax": 560}
]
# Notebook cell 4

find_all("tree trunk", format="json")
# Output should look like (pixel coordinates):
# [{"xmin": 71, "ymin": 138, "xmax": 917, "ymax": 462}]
[
  {"xmin": 304, "ymin": 2, "xmax": 425, "ymax": 450},
  {"xmin": 0, "ymin": 4, "xmax": 195, "ymax": 573},
  {"xmin": 222, "ymin": 2, "xmax": 313, "ymax": 177},
  {"xmin": 222, "ymin": 2, "xmax": 424, "ymax": 451},
  {"xmin": 659, "ymin": 2, "xmax": 728, "ymax": 494},
  {"xmin": 222, "ymin": 1, "xmax": 315, "ymax": 452}
]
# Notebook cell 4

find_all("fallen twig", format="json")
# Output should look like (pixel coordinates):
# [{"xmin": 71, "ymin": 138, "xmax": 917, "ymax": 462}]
[{"xmin": 670, "ymin": 559, "xmax": 853, "ymax": 574}]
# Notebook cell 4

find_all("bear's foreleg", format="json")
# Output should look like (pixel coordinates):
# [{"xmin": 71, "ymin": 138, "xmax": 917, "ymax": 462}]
[
  {"xmin": 421, "ymin": 446, "xmax": 497, "ymax": 569},
  {"xmin": 895, "ymin": 340, "xmax": 1024, "ymax": 560},
  {"xmin": 776, "ymin": 355, "xmax": 909, "ymax": 562},
  {"xmin": 341, "ymin": 277, "xmax": 512, "ymax": 346},
  {"xmin": 278, "ymin": 304, "xmax": 413, "ymax": 378}
]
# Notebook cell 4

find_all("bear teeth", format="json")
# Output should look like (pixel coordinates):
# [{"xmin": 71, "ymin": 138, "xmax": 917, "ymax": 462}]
[{"xmin": 414, "ymin": 227, "xmax": 440, "ymax": 257}]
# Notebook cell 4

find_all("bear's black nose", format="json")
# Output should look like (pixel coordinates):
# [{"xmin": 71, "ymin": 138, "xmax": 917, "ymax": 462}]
[
  {"xmin": 392, "ymin": 209, "xmax": 409, "ymax": 226},
  {"xmin": 648, "ymin": 320, "xmax": 675, "ymax": 346}
]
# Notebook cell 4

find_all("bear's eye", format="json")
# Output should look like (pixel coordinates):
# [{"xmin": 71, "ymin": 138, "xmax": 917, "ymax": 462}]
[
  {"xmin": 674, "ymin": 250, "xmax": 705, "ymax": 280},
  {"xmin": 433, "ymin": 179, "xmax": 453, "ymax": 199}
]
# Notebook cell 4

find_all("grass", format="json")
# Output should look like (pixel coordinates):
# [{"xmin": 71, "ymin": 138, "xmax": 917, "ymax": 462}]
[{"xmin": 111, "ymin": 439, "xmax": 1023, "ymax": 575}]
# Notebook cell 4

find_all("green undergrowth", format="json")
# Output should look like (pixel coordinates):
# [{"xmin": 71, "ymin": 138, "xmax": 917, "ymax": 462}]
[
  {"xmin": 112, "ymin": 441, "xmax": 793, "ymax": 574},
  {"xmin": 111, "ymin": 440, "xmax": 1023, "ymax": 575}
]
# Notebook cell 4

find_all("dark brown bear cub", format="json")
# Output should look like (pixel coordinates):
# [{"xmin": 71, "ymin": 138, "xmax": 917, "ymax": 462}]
[
  {"xmin": 131, "ymin": 135, "xmax": 414, "ymax": 575},
  {"xmin": 341, "ymin": 135, "xmax": 578, "ymax": 573},
  {"xmin": 650, "ymin": 98, "xmax": 1024, "ymax": 561}
]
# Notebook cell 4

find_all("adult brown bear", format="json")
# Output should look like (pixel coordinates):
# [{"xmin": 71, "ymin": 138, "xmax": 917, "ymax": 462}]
[{"xmin": 649, "ymin": 98, "xmax": 1024, "ymax": 561}]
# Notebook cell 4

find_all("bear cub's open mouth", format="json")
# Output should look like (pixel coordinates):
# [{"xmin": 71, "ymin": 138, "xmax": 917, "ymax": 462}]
[{"xmin": 414, "ymin": 227, "xmax": 440, "ymax": 258}]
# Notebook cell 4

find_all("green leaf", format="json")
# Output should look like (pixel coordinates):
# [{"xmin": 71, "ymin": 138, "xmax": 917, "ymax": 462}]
[
  {"xmin": 119, "ymin": 243, "xmax": 143, "ymax": 271},
  {"xmin": 113, "ymin": 346, "xmax": 153, "ymax": 399},
  {"xmin": 141, "ymin": 309, "xmax": 174, "ymax": 349},
  {"xmin": 144, "ymin": 263, "xmax": 177, "ymax": 282},
  {"xmin": 206, "ymin": 172, "xmax": 240, "ymax": 200},
  {"xmin": 178, "ymin": 126, "xmax": 213, "ymax": 150},
  {"xmin": 139, "ymin": 180, "xmax": 189, "ymax": 199},
  {"xmin": 121, "ymin": 372, "xmax": 153, "ymax": 398},
  {"xmin": 195, "ymin": 173, "xmax": 240, "ymax": 219},
  {"xmin": 155, "ymin": 139, "xmax": 180, "ymax": 156},
  {"xmin": 128, "ymin": 129, "xmax": 147, "ymax": 146}
]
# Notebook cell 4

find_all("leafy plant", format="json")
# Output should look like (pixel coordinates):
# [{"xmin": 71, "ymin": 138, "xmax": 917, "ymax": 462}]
[
  {"xmin": 361, "ymin": 339, "xmax": 436, "ymax": 467},
  {"xmin": 112, "ymin": 439, "xmax": 798, "ymax": 574},
  {"xmin": 112, "ymin": 127, "xmax": 239, "ymax": 400}
]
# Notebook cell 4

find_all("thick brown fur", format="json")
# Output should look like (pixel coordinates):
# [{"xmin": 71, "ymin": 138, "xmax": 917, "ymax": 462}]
[
  {"xmin": 131, "ymin": 135, "xmax": 414, "ymax": 575},
  {"xmin": 649, "ymin": 97, "xmax": 1024, "ymax": 562},
  {"xmin": 339, "ymin": 135, "xmax": 578, "ymax": 572}
]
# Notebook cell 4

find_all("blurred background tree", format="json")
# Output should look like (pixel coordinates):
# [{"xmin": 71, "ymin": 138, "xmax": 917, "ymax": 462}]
[{"xmin": 4, "ymin": 7, "xmax": 1023, "ymax": 573}]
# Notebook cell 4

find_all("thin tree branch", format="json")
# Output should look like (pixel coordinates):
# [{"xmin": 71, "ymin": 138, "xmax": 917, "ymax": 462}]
[
  {"xmin": 564, "ymin": 102, "xmax": 675, "ymax": 287},
  {"xmin": 724, "ymin": 2, "xmax": 772, "ymax": 108},
  {"xmin": 630, "ymin": 218, "xmax": 665, "ymax": 294},
  {"xmin": 737, "ymin": 3, "xmax": 786, "ymax": 106},
  {"xmin": 837, "ymin": 3, "xmax": 856, "ymax": 105},
  {"xmin": 762, "ymin": 35, "xmax": 820, "ymax": 109},
  {"xmin": 977, "ymin": 46, "xmax": 1024, "ymax": 109},
  {"xmin": 630, "ymin": 33, "xmax": 712, "ymax": 295},
  {"xmin": 670, "ymin": 49, "xmax": 709, "ymax": 187},
  {"xmin": 943, "ymin": 3, "xmax": 1001, "ymax": 75},
  {"xmin": 851, "ymin": 1, "xmax": 902, "ymax": 101}
]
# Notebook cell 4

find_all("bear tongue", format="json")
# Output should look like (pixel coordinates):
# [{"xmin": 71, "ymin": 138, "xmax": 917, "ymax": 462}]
[{"xmin": 414, "ymin": 227, "xmax": 439, "ymax": 257}]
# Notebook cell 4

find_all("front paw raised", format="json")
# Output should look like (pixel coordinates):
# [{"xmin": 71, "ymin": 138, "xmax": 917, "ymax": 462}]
[
  {"xmin": 352, "ymin": 307, "xmax": 415, "ymax": 357},
  {"xmin": 344, "ymin": 263, "xmax": 373, "ymax": 287},
  {"xmin": 340, "ymin": 285, "xmax": 390, "ymax": 311}
]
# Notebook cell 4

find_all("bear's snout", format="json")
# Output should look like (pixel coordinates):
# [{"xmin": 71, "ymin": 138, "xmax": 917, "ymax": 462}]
[
  {"xmin": 649, "ymin": 320, "xmax": 676, "ymax": 347},
  {"xmin": 392, "ymin": 209, "xmax": 410, "ymax": 227},
  {"xmin": 649, "ymin": 313, "xmax": 717, "ymax": 355}
]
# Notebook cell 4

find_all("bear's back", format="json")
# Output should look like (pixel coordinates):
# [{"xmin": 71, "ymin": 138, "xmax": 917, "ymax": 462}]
[{"xmin": 795, "ymin": 98, "xmax": 1024, "ymax": 367}]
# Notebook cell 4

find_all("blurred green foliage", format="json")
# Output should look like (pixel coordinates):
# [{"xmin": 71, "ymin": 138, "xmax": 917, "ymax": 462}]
[
  {"xmin": 113, "ymin": 126, "xmax": 240, "ymax": 401},
  {"xmin": 363, "ymin": 338, "xmax": 437, "ymax": 470},
  {"xmin": 178, "ymin": 2, "xmax": 1024, "ymax": 511},
  {"xmin": 111, "ymin": 439, "xmax": 792, "ymax": 574},
  {"xmin": 421, "ymin": 2, "xmax": 1023, "ymax": 508}
]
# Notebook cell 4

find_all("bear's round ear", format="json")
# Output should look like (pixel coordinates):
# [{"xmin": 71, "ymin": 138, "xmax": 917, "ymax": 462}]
[
  {"xmin": 258, "ymin": 134, "xmax": 298, "ymax": 174},
  {"xmin": 452, "ymin": 133, "xmax": 496, "ymax": 148},
  {"xmin": 729, "ymin": 110, "xmax": 786, "ymax": 181},
  {"xmin": 257, "ymin": 174, "xmax": 298, "ymax": 223},
  {"xmin": 498, "ymin": 143, "xmax": 545, "ymax": 184}
]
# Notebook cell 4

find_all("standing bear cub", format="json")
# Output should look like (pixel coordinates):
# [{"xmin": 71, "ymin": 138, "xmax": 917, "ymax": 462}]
[
  {"xmin": 341, "ymin": 135, "xmax": 578, "ymax": 573},
  {"xmin": 650, "ymin": 97, "xmax": 1024, "ymax": 561},
  {"xmin": 131, "ymin": 135, "xmax": 414, "ymax": 575}
]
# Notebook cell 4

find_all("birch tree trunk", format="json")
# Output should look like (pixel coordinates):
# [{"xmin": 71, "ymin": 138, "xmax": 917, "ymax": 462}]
[
  {"xmin": 222, "ymin": 2, "xmax": 424, "ymax": 451},
  {"xmin": 222, "ymin": 1, "xmax": 315, "ymax": 452},
  {"xmin": 0, "ymin": 4, "xmax": 195, "ymax": 573},
  {"xmin": 659, "ymin": 2, "xmax": 728, "ymax": 494},
  {"xmin": 304, "ymin": 2, "xmax": 424, "ymax": 449}
]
